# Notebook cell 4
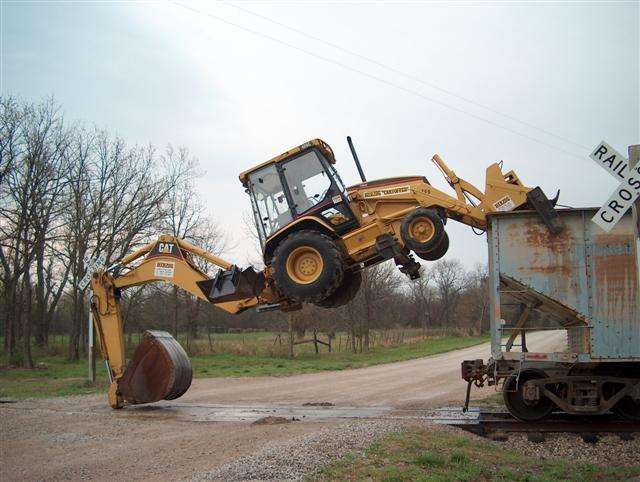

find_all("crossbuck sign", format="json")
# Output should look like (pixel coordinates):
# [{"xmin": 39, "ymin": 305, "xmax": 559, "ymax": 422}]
[
  {"xmin": 78, "ymin": 253, "xmax": 106, "ymax": 290},
  {"xmin": 590, "ymin": 141, "xmax": 640, "ymax": 232}
]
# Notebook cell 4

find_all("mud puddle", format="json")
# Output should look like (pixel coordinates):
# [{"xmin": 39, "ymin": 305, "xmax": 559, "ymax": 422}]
[{"xmin": 123, "ymin": 402, "xmax": 393, "ymax": 422}]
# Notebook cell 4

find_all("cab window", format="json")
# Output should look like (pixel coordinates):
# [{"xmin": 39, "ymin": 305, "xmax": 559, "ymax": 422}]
[
  {"xmin": 247, "ymin": 164, "xmax": 293, "ymax": 239},
  {"xmin": 282, "ymin": 150, "xmax": 332, "ymax": 214}
]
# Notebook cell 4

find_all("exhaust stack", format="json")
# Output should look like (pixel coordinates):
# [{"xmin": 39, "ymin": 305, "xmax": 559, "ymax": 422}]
[{"xmin": 347, "ymin": 136, "xmax": 367, "ymax": 183}]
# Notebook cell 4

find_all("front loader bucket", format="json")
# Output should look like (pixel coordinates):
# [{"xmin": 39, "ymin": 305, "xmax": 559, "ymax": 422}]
[
  {"xmin": 526, "ymin": 187, "xmax": 563, "ymax": 235},
  {"xmin": 197, "ymin": 265, "xmax": 265, "ymax": 304},
  {"xmin": 117, "ymin": 330, "xmax": 192, "ymax": 405}
]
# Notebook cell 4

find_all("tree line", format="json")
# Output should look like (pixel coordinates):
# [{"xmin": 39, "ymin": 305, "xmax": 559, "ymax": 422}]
[
  {"xmin": 0, "ymin": 96, "xmax": 211, "ymax": 366},
  {"xmin": 1, "ymin": 96, "xmax": 490, "ymax": 367}
]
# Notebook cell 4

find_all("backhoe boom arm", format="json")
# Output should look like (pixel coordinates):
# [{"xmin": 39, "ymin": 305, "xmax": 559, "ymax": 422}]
[{"xmin": 90, "ymin": 235, "xmax": 261, "ymax": 408}]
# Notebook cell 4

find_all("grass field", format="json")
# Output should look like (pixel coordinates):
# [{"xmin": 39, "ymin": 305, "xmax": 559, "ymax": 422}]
[
  {"xmin": 315, "ymin": 426, "xmax": 640, "ymax": 481},
  {"xmin": 0, "ymin": 330, "xmax": 488, "ymax": 399}
]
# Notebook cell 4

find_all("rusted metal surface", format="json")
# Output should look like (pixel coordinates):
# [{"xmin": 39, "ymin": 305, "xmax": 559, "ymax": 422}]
[
  {"xmin": 118, "ymin": 330, "xmax": 192, "ymax": 405},
  {"xmin": 487, "ymin": 208, "xmax": 639, "ymax": 360}
]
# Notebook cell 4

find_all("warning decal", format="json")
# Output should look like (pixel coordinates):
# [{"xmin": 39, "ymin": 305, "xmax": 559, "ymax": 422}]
[
  {"xmin": 493, "ymin": 196, "xmax": 515, "ymax": 212},
  {"xmin": 154, "ymin": 261, "xmax": 175, "ymax": 278}
]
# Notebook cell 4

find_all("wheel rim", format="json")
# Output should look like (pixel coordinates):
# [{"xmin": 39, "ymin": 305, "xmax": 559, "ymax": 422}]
[
  {"xmin": 408, "ymin": 217, "xmax": 436, "ymax": 244},
  {"xmin": 286, "ymin": 246, "xmax": 324, "ymax": 285}
]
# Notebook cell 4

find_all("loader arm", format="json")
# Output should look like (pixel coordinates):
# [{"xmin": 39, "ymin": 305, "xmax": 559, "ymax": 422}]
[
  {"xmin": 432, "ymin": 153, "xmax": 486, "ymax": 205},
  {"xmin": 429, "ymin": 153, "xmax": 560, "ymax": 233},
  {"xmin": 90, "ymin": 235, "xmax": 262, "ymax": 408}
]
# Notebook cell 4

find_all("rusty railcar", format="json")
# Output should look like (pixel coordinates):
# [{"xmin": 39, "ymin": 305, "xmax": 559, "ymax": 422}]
[{"xmin": 462, "ymin": 208, "xmax": 639, "ymax": 421}]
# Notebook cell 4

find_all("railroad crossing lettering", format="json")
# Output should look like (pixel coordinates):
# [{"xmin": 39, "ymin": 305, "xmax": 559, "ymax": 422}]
[
  {"xmin": 591, "ymin": 141, "xmax": 640, "ymax": 232},
  {"xmin": 590, "ymin": 141, "xmax": 629, "ymax": 180}
]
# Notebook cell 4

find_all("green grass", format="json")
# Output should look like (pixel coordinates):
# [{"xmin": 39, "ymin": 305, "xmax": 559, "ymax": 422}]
[
  {"xmin": 315, "ymin": 426, "xmax": 640, "ymax": 481},
  {"xmin": 0, "ymin": 355, "xmax": 109, "ymax": 399},
  {"xmin": 0, "ymin": 333, "xmax": 488, "ymax": 399},
  {"xmin": 471, "ymin": 391, "xmax": 505, "ymax": 408},
  {"xmin": 191, "ymin": 334, "xmax": 488, "ymax": 378}
]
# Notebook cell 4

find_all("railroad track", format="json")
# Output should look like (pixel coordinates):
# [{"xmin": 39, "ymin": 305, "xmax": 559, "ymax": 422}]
[{"xmin": 423, "ymin": 408, "xmax": 640, "ymax": 442}]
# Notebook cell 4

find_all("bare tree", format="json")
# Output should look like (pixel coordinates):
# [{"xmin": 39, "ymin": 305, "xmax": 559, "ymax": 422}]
[
  {"xmin": 0, "ymin": 97, "xmax": 25, "ymax": 187},
  {"xmin": 241, "ymin": 210, "xmax": 265, "ymax": 268},
  {"xmin": 407, "ymin": 267, "xmax": 436, "ymax": 331},
  {"xmin": 63, "ymin": 133, "xmax": 198, "ymax": 359},
  {"xmin": 432, "ymin": 259, "xmax": 466, "ymax": 328},
  {"xmin": 345, "ymin": 261, "xmax": 400, "ymax": 351},
  {"xmin": 459, "ymin": 263, "xmax": 489, "ymax": 334},
  {"xmin": 0, "ymin": 97, "xmax": 69, "ymax": 365},
  {"xmin": 154, "ymin": 147, "xmax": 228, "ymax": 339}
]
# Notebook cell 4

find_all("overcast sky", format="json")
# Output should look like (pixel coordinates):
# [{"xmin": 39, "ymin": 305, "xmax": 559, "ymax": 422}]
[{"xmin": 2, "ymin": 0, "xmax": 638, "ymax": 269}]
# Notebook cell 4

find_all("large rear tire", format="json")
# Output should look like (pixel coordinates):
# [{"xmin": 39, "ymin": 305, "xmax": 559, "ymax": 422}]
[
  {"xmin": 503, "ymin": 370, "xmax": 554, "ymax": 422},
  {"xmin": 272, "ymin": 230, "xmax": 344, "ymax": 303},
  {"xmin": 316, "ymin": 269, "xmax": 362, "ymax": 309}
]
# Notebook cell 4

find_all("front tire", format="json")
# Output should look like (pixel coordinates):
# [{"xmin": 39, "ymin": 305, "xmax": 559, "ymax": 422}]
[
  {"xmin": 416, "ymin": 232, "xmax": 449, "ymax": 261},
  {"xmin": 272, "ymin": 230, "xmax": 344, "ymax": 303},
  {"xmin": 401, "ymin": 208, "xmax": 445, "ymax": 253}
]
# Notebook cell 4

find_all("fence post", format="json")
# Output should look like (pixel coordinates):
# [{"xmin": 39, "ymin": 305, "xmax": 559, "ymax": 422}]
[
  {"xmin": 88, "ymin": 296, "xmax": 95, "ymax": 383},
  {"xmin": 288, "ymin": 313, "xmax": 294, "ymax": 358},
  {"xmin": 313, "ymin": 329, "xmax": 319, "ymax": 354}
]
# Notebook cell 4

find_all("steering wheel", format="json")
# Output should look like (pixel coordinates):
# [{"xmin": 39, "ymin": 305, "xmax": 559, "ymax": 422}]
[{"xmin": 308, "ymin": 187, "xmax": 331, "ymax": 205}]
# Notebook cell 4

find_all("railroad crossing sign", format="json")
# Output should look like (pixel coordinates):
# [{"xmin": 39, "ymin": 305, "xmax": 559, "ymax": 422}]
[
  {"xmin": 78, "ymin": 253, "xmax": 106, "ymax": 290},
  {"xmin": 590, "ymin": 141, "xmax": 640, "ymax": 232}
]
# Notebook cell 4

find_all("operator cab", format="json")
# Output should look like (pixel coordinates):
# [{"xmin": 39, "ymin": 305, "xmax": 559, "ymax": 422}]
[{"xmin": 240, "ymin": 139, "xmax": 358, "ymax": 247}]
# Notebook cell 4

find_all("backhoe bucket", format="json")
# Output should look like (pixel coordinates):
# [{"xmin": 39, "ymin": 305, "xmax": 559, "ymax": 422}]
[
  {"xmin": 198, "ymin": 265, "xmax": 265, "ymax": 303},
  {"xmin": 117, "ymin": 330, "xmax": 192, "ymax": 405}
]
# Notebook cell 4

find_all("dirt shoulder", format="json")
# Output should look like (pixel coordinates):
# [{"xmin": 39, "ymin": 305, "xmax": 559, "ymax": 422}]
[
  {"xmin": 0, "ymin": 331, "xmax": 565, "ymax": 481},
  {"xmin": 179, "ymin": 330, "xmax": 565, "ymax": 409}
]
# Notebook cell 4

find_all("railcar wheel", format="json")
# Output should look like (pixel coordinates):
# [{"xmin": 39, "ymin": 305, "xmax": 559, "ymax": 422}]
[
  {"xmin": 613, "ymin": 396, "xmax": 640, "ymax": 421},
  {"xmin": 316, "ymin": 269, "xmax": 362, "ymax": 308},
  {"xmin": 503, "ymin": 370, "xmax": 554, "ymax": 422},
  {"xmin": 272, "ymin": 230, "xmax": 344, "ymax": 303},
  {"xmin": 401, "ymin": 208, "xmax": 445, "ymax": 253}
]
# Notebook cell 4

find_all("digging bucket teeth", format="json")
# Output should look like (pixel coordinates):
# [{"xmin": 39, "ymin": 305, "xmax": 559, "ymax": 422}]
[
  {"xmin": 117, "ymin": 330, "xmax": 192, "ymax": 405},
  {"xmin": 197, "ymin": 265, "xmax": 265, "ymax": 304}
]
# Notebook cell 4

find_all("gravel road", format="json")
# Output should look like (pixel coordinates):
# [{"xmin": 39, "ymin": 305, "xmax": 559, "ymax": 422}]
[{"xmin": 1, "ymin": 332, "xmax": 566, "ymax": 481}]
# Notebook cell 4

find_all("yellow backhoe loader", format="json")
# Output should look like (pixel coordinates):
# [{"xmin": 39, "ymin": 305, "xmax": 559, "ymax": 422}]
[
  {"xmin": 213, "ymin": 137, "xmax": 559, "ymax": 308},
  {"xmin": 91, "ymin": 137, "xmax": 560, "ymax": 408}
]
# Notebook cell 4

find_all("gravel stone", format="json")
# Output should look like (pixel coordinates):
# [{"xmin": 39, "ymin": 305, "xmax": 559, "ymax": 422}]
[
  {"xmin": 439, "ymin": 424, "xmax": 640, "ymax": 468},
  {"xmin": 48, "ymin": 432, "xmax": 103, "ymax": 444},
  {"xmin": 504, "ymin": 432, "xmax": 640, "ymax": 467},
  {"xmin": 194, "ymin": 419, "xmax": 405, "ymax": 481}
]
